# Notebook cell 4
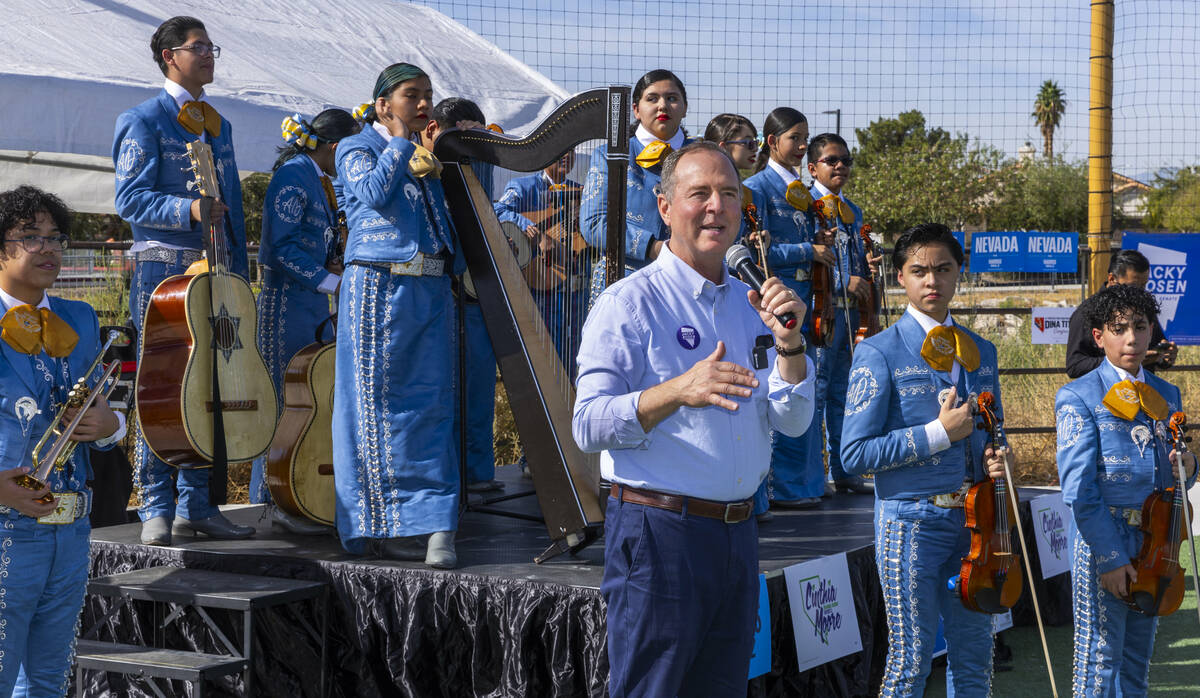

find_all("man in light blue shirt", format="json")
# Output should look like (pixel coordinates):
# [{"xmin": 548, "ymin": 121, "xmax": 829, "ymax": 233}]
[{"xmin": 573, "ymin": 141, "xmax": 815, "ymax": 697}]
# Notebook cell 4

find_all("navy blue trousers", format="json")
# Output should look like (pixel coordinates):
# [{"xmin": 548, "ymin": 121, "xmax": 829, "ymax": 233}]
[{"xmin": 602, "ymin": 493, "xmax": 758, "ymax": 697}]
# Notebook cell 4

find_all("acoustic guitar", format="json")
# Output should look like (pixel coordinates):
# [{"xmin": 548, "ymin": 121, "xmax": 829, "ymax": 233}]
[
  {"xmin": 520, "ymin": 185, "xmax": 585, "ymax": 291},
  {"xmin": 266, "ymin": 340, "xmax": 336, "ymax": 525},
  {"xmin": 136, "ymin": 142, "xmax": 278, "ymax": 478}
]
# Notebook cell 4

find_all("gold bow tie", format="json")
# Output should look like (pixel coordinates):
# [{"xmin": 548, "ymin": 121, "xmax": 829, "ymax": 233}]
[
  {"xmin": 634, "ymin": 140, "xmax": 672, "ymax": 169},
  {"xmin": 818, "ymin": 193, "xmax": 854, "ymax": 225},
  {"xmin": 921, "ymin": 325, "xmax": 980, "ymax": 373},
  {"xmin": 177, "ymin": 100, "xmax": 222, "ymax": 138},
  {"xmin": 409, "ymin": 143, "xmax": 443, "ymax": 179},
  {"xmin": 319, "ymin": 175, "xmax": 339, "ymax": 212},
  {"xmin": 785, "ymin": 181, "xmax": 812, "ymax": 211},
  {"xmin": 1103, "ymin": 380, "xmax": 1168, "ymax": 422},
  {"xmin": 1, "ymin": 305, "xmax": 78, "ymax": 357}
]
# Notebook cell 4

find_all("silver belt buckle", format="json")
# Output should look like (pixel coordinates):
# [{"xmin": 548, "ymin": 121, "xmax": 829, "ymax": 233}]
[
  {"xmin": 723, "ymin": 501, "xmax": 749, "ymax": 523},
  {"xmin": 389, "ymin": 255, "xmax": 424, "ymax": 277},
  {"xmin": 421, "ymin": 256, "xmax": 445, "ymax": 276},
  {"xmin": 38, "ymin": 492, "xmax": 80, "ymax": 525},
  {"xmin": 794, "ymin": 268, "xmax": 811, "ymax": 282}
]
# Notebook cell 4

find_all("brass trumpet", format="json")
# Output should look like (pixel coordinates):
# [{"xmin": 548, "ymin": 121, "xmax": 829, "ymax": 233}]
[{"xmin": 16, "ymin": 331, "xmax": 123, "ymax": 503}]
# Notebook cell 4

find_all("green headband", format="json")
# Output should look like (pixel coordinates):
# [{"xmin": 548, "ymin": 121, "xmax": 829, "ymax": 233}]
[{"xmin": 373, "ymin": 63, "xmax": 428, "ymax": 101}]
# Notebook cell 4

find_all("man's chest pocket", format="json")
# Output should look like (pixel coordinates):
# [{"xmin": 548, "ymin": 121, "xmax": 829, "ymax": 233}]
[{"xmin": 895, "ymin": 376, "xmax": 940, "ymax": 423}]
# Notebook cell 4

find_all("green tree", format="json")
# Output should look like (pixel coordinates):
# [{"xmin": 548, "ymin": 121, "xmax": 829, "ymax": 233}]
[
  {"xmin": 1032, "ymin": 80, "xmax": 1067, "ymax": 160},
  {"xmin": 240, "ymin": 172, "xmax": 271, "ymax": 245},
  {"xmin": 1143, "ymin": 167, "xmax": 1200, "ymax": 232},
  {"xmin": 849, "ymin": 111, "xmax": 1003, "ymax": 236},
  {"xmin": 987, "ymin": 157, "xmax": 1087, "ymax": 232}
]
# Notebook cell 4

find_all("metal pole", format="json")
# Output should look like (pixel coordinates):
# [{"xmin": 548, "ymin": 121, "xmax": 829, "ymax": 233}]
[
  {"xmin": 822, "ymin": 109, "xmax": 842, "ymax": 136},
  {"xmin": 1087, "ymin": 0, "xmax": 1115, "ymax": 296}
]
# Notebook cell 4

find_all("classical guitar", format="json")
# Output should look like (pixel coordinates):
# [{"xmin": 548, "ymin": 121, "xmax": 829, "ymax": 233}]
[
  {"xmin": 266, "ymin": 338, "xmax": 336, "ymax": 525},
  {"xmin": 136, "ymin": 142, "xmax": 279, "ymax": 487},
  {"xmin": 519, "ymin": 185, "xmax": 585, "ymax": 292}
]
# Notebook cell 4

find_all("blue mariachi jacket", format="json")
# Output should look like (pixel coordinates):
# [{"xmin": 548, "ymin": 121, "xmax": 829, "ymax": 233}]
[
  {"xmin": 1055, "ymin": 362, "xmax": 1193, "ymax": 573},
  {"xmin": 809, "ymin": 186, "xmax": 868, "ymax": 298},
  {"xmin": 113, "ymin": 90, "xmax": 248, "ymax": 277},
  {"xmin": 0, "ymin": 298, "xmax": 114, "ymax": 507},
  {"xmin": 259, "ymin": 155, "xmax": 338, "ymax": 291},
  {"xmin": 743, "ymin": 168, "xmax": 818, "ymax": 330},
  {"xmin": 335, "ymin": 127, "xmax": 463, "ymax": 272},
  {"xmin": 841, "ymin": 311, "xmax": 1001, "ymax": 499},
  {"xmin": 580, "ymin": 136, "xmax": 693, "ymax": 270},
  {"xmin": 495, "ymin": 172, "xmax": 581, "ymax": 232}
]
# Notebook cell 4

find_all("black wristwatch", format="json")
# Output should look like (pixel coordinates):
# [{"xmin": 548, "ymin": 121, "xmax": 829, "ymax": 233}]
[{"xmin": 775, "ymin": 336, "xmax": 807, "ymax": 357}]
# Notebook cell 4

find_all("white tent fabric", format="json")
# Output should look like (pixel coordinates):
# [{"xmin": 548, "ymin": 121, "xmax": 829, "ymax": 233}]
[{"xmin": 0, "ymin": 0, "xmax": 570, "ymax": 213}]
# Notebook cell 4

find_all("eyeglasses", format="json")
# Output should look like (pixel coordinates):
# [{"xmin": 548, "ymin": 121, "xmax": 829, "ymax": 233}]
[
  {"xmin": 816, "ymin": 156, "xmax": 853, "ymax": 168},
  {"xmin": 4, "ymin": 234, "xmax": 70, "ymax": 253},
  {"xmin": 723, "ymin": 139, "xmax": 757, "ymax": 148},
  {"xmin": 171, "ymin": 43, "xmax": 221, "ymax": 58}
]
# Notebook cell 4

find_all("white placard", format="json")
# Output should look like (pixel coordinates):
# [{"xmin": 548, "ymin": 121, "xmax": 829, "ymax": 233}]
[
  {"xmin": 1030, "ymin": 492, "xmax": 1075, "ymax": 578},
  {"xmin": 783, "ymin": 552, "xmax": 863, "ymax": 673},
  {"xmin": 1031, "ymin": 307, "xmax": 1076, "ymax": 345}
]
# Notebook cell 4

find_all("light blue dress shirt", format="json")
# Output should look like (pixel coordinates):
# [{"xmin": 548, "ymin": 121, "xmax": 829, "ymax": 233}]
[{"xmin": 572, "ymin": 243, "xmax": 816, "ymax": 502}]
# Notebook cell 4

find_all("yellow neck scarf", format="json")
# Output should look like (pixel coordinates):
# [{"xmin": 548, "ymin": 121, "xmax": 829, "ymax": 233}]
[
  {"xmin": 319, "ymin": 175, "xmax": 338, "ymax": 212},
  {"xmin": 635, "ymin": 140, "xmax": 672, "ymax": 169},
  {"xmin": 785, "ymin": 181, "xmax": 812, "ymax": 211},
  {"xmin": 409, "ymin": 143, "xmax": 443, "ymax": 179},
  {"xmin": 1, "ymin": 305, "xmax": 78, "ymax": 357},
  {"xmin": 921, "ymin": 324, "xmax": 980, "ymax": 373},
  {"xmin": 1103, "ymin": 379, "xmax": 1168, "ymax": 421},
  {"xmin": 178, "ymin": 100, "xmax": 221, "ymax": 138},
  {"xmin": 819, "ymin": 193, "xmax": 855, "ymax": 225}
]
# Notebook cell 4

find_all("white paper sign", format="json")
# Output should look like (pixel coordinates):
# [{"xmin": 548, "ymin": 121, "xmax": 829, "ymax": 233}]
[
  {"xmin": 1031, "ymin": 307, "xmax": 1076, "ymax": 345},
  {"xmin": 1031, "ymin": 492, "xmax": 1075, "ymax": 578},
  {"xmin": 783, "ymin": 552, "xmax": 863, "ymax": 673}
]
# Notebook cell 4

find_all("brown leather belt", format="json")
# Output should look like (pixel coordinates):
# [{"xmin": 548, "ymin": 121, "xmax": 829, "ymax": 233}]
[{"xmin": 610, "ymin": 484, "xmax": 753, "ymax": 524}]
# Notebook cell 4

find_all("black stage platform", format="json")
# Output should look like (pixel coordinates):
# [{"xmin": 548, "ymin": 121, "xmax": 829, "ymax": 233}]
[{"xmin": 85, "ymin": 468, "xmax": 1070, "ymax": 697}]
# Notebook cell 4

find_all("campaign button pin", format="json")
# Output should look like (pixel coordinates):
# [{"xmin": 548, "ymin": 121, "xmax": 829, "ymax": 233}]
[{"xmin": 677, "ymin": 325, "xmax": 700, "ymax": 350}]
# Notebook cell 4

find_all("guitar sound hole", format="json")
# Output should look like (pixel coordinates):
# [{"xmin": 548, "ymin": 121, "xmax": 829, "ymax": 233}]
[{"xmin": 214, "ymin": 316, "xmax": 237, "ymax": 350}]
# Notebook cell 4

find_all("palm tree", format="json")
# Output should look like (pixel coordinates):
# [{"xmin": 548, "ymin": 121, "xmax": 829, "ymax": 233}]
[{"xmin": 1032, "ymin": 80, "xmax": 1067, "ymax": 159}]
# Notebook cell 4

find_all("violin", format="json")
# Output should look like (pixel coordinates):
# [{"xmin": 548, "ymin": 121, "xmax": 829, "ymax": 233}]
[
  {"xmin": 1126, "ymin": 412, "xmax": 1196, "ymax": 617},
  {"xmin": 958, "ymin": 391, "xmax": 1024, "ymax": 614},
  {"xmin": 854, "ymin": 224, "xmax": 882, "ymax": 344},
  {"xmin": 807, "ymin": 199, "xmax": 838, "ymax": 348},
  {"xmin": 741, "ymin": 200, "xmax": 769, "ymax": 276}
]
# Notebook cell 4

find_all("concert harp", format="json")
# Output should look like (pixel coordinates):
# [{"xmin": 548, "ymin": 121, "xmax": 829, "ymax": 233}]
[{"xmin": 435, "ymin": 86, "xmax": 630, "ymax": 562}]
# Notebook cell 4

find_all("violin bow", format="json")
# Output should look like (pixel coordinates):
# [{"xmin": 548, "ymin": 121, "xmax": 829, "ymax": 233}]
[
  {"xmin": 820, "ymin": 211, "xmax": 856, "ymax": 357},
  {"xmin": 987, "ymin": 404, "xmax": 1060, "ymax": 697},
  {"xmin": 1167, "ymin": 412, "xmax": 1200, "ymax": 626}
]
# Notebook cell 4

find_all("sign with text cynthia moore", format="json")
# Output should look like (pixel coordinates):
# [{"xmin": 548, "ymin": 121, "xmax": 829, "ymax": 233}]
[{"xmin": 783, "ymin": 552, "xmax": 863, "ymax": 673}]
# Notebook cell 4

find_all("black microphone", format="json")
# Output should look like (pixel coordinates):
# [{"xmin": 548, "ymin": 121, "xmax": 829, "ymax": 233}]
[{"xmin": 725, "ymin": 244, "xmax": 798, "ymax": 330}]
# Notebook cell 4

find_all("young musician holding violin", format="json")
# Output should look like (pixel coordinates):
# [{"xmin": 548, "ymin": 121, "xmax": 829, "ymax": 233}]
[
  {"xmin": 581, "ymin": 69, "xmax": 692, "ymax": 301},
  {"xmin": 1055, "ymin": 284, "xmax": 1197, "ymax": 696},
  {"xmin": 808, "ymin": 133, "xmax": 878, "ymax": 495},
  {"xmin": 841, "ymin": 223, "xmax": 1007, "ymax": 696},
  {"xmin": 741, "ymin": 108, "xmax": 829, "ymax": 510},
  {"xmin": 113, "ymin": 16, "xmax": 253, "ymax": 545},
  {"xmin": 250, "ymin": 109, "xmax": 360, "ymax": 533},
  {"xmin": 333, "ymin": 63, "xmax": 465, "ymax": 568},
  {"xmin": 0, "ymin": 186, "xmax": 124, "ymax": 695}
]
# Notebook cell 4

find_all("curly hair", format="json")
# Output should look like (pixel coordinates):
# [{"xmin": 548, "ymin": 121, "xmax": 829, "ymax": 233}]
[
  {"xmin": 0, "ymin": 186, "xmax": 72, "ymax": 260},
  {"xmin": 1082, "ymin": 282, "xmax": 1160, "ymax": 332}
]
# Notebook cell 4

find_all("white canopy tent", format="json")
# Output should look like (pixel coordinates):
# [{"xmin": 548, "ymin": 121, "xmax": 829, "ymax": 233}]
[{"xmin": 0, "ymin": 0, "xmax": 570, "ymax": 213}]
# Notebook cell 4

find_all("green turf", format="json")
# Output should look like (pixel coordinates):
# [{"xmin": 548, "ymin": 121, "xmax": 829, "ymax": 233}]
[{"xmin": 923, "ymin": 546, "xmax": 1199, "ymax": 696}]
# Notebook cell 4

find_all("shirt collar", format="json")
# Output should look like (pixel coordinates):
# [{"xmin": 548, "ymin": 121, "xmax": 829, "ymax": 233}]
[
  {"xmin": 812, "ymin": 179, "xmax": 845, "ymax": 202},
  {"xmin": 905, "ymin": 303, "xmax": 954, "ymax": 333},
  {"xmin": 0, "ymin": 286, "xmax": 49, "ymax": 312},
  {"xmin": 1104, "ymin": 357, "xmax": 1146, "ymax": 383},
  {"xmin": 164, "ymin": 78, "xmax": 206, "ymax": 108},
  {"xmin": 767, "ymin": 157, "xmax": 799, "ymax": 186},
  {"xmin": 635, "ymin": 124, "xmax": 685, "ymax": 151},
  {"xmin": 658, "ymin": 241, "xmax": 730, "ymax": 300}
]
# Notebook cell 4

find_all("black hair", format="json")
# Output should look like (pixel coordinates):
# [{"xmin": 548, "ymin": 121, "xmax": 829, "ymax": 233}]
[
  {"xmin": 1083, "ymin": 283, "xmax": 1160, "ymax": 333},
  {"xmin": 891, "ymin": 222, "xmax": 964, "ymax": 270},
  {"xmin": 630, "ymin": 69, "xmax": 687, "ymax": 131},
  {"xmin": 753, "ymin": 107, "xmax": 807, "ymax": 174},
  {"xmin": 273, "ymin": 109, "xmax": 362, "ymax": 171},
  {"xmin": 431, "ymin": 97, "xmax": 486, "ymax": 129},
  {"xmin": 151, "ymin": 16, "xmax": 206, "ymax": 76},
  {"xmin": 0, "ymin": 186, "xmax": 72, "ymax": 260},
  {"xmin": 807, "ymin": 133, "xmax": 850, "ymax": 164},
  {"xmin": 704, "ymin": 113, "xmax": 756, "ymax": 144},
  {"xmin": 1107, "ymin": 249, "xmax": 1150, "ymax": 278}
]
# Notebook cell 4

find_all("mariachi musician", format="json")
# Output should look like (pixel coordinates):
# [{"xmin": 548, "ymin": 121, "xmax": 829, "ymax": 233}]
[
  {"xmin": 112, "ymin": 16, "xmax": 252, "ymax": 545},
  {"xmin": 250, "ymin": 109, "xmax": 360, "ymax": 534}
]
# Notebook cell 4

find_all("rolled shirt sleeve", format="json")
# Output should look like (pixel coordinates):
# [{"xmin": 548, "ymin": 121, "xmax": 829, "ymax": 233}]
[{"xmin": 766, "ymin": 354, "xmax": 816, "ymax": 437}]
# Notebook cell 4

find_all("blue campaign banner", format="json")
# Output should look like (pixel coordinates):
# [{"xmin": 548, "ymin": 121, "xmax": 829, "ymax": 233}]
[
  {"xmin": 969, "ymin": 231, "xmax": 1023, "ymax": 272},
  {"xmin": 953, "ymin": 230, "xmax": 967, "ymax": 255},
  {"xmin": 748, "ymin": 574, "xmax": 771, "ymax": 678},
  {"xmin": 1025, "ymin": 232, "xmax": 1077, "ymax": 272},
  {"xmin": 1122, "ymin": 232, "xmax": 1200, "ymax": 344}
]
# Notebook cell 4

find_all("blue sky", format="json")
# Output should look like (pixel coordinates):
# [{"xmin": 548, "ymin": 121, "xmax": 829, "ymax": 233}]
[{"xmin": 414, "ymin": 0, "xmax": 1200, "ymax": 181}]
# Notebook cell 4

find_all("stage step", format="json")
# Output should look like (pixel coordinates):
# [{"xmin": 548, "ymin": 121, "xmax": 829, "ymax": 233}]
[
  {"xmin": 81, "ymin": 566, "xmax": 329, "ymax": 697},
  {"xmin": 75, "ymin": 639, "xmax": 246, "ymax": 681}
]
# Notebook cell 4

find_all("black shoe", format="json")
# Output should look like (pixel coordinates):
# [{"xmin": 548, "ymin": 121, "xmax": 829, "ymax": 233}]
[
  {"xmin": 772, "ymin": 497, "xmax": 820, "ymax": 509},
  {"xmin": 834, "ymin": 476, "xmax": 875, "ymax": 495},
  {"xmin": 379, "ymin": 536, "xmax": 426, "ymax": 561},
  {"xmin": 172, "ymin": 512, "xmax": 255, "ymax": 540},
  {"xmin": 270, "ymin": 507, "xmax": 332, "ymax": 536},
  {"xmin": 755, "ymin": 511, "xmax": 774, "ymax": 524}
]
